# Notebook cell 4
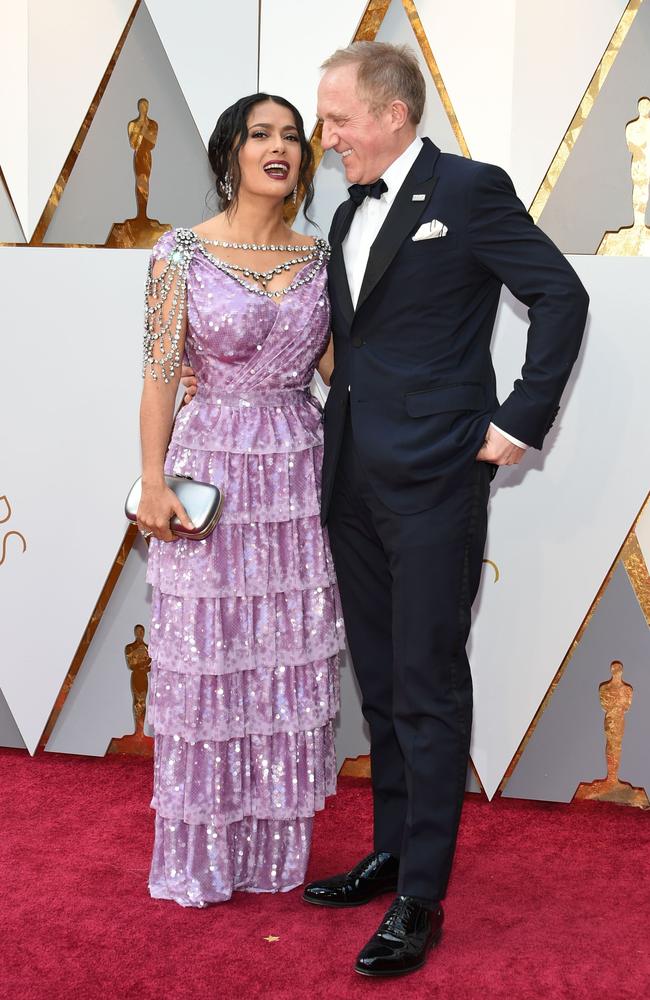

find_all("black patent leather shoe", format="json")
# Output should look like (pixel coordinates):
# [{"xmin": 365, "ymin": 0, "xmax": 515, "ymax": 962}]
[
  {"xmin": 355, "ymin": 895, "xmax": 443, "ymax": 977},
  {"xmin": 302, "ymin": 851, "xmax": 399, "ymax": 907}
]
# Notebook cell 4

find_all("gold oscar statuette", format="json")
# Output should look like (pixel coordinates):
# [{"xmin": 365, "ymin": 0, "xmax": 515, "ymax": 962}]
[
  {"xmin": 107, "ymin": 624, "xmax": 154, "ymax": 756},
  {"xmin": 597, "ymin": 97, "xmax": 650, "ymax": 256},
  {"xmin": 106, "ymin": 98, "xmax": 171, "ymax": 249},
  {"xmin": 574, "ymin": 660, "xmax": 649, "ymax": 808}
]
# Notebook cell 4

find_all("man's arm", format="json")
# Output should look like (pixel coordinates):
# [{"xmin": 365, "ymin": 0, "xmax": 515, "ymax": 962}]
[{"xmin": 469, "ymin": 163, "xmax": 589, "ymax": 450}]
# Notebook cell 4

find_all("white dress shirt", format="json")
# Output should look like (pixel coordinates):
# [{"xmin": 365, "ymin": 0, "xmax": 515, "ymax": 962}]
[{"xmin": 341, "ymin": 136, "xmax": 527, "ymax": 450}]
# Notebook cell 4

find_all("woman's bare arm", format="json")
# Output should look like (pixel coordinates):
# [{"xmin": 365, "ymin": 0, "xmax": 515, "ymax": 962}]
[{"xmin": 137, "ymin": 257, "xmax": 194, "ymax": 541}]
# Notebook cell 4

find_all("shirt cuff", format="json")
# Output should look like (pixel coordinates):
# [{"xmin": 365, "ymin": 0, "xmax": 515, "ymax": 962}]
[{"xmin": 490, "ymin": 422, "xmax": 528, "ymax": 449}]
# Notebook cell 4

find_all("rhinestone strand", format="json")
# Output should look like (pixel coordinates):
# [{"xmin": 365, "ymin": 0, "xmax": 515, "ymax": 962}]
[
  {"xmin": 142, "ymin": 228, "xmax": 196, "ymax": 383},
  {"xmin": 199, "ymin": 238, "xmax": 316, "ymax": 252},
  {"xmin": 213, "ymin": 250, "xmax": 318, "ymax": 287}
]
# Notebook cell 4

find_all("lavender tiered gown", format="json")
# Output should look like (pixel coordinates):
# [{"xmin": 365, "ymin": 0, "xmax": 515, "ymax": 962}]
[{"xmin": 143, "ymin": 229, "xmax": 343, "ymax": 907}]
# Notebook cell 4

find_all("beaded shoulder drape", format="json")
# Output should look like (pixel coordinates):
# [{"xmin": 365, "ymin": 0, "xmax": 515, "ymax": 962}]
[{"xmin": 143, "ymin": 228, "xmax": 343, "ymax": 906}]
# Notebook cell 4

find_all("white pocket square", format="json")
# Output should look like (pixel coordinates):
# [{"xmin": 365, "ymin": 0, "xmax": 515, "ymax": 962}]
[{"xmin": 412, "ymin": 220, "xmax": 448, "ymax": 241}]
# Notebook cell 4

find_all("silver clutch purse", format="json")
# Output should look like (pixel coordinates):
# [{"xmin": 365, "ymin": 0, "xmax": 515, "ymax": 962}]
[{"xmin": 124, "ymin": 474, "xmax": 224, "ymax": 540}]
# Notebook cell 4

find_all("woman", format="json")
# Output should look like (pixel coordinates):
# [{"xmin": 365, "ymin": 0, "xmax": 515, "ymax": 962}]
[{"xmin": 137, "ymin": 93, "xmax": 343, "ymax": 907}]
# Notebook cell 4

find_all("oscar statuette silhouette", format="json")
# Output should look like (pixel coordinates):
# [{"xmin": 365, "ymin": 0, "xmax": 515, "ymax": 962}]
[
  {"xmin": 107, "ymin": 624, "xmax": 154, "ymax": 756},
  {"xmin": 106, "ymin": 98, "xmax": 171, "ymax": 249},
  {"xmin": 574, "ymin": 661, "xmax": 649, "ymax": 807},
  {"xmin": 598, "ymin": 97, "xmax": 650, "ymax": 256}
]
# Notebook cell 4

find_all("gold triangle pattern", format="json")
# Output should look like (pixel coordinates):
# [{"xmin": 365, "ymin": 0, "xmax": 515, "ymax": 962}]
[
  {"xmin": 402, "ymin": 0, "xmax": 470, "ymax": 157},
  {"xmin": 498, "ymin": 492, "xmax": 650, "ymax": 795},
  {"xmin": 529, "ymin": 0, "xmax": 643, "ymax": 222},
  {"xmin": 27, "ymin": 1, "xmax": 142, "ymax": 248}
]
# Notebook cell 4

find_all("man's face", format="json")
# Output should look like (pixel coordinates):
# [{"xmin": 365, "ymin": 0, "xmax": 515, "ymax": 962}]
[{"xmin": 317, "ymin": 64, "xmax": 395, "ymax": 185}]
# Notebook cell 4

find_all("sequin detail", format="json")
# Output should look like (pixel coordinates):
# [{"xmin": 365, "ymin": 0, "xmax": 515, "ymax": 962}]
[
  {"xmin": 145, "ymin": 228, "xmax": 342, "ymax": 907},
  {"xmin": 149, "ymin": 815, "xmax": 315, "ymax": 906}
]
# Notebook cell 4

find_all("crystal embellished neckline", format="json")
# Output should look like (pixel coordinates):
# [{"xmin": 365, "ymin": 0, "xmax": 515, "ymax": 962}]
[
  {"xmin": 195, "ymin": 233, "xmax": 330, "ymax": 300},
  {"xmin": 198, "ymin": 236, "xmax": 316, "ymax": 252}
]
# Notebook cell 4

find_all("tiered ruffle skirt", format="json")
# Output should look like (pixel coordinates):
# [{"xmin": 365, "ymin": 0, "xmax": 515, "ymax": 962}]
[{"xmin": 145, "ymin": 390, "xmax": 343, "ymax": 906}]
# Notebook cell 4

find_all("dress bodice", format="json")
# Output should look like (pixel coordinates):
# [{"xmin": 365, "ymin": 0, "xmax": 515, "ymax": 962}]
[{"xmin": 146, "ymin": 228, "xmax": 331, "ymax": 395}]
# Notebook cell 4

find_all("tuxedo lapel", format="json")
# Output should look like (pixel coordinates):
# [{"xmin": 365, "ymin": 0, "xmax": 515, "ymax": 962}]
[
  {"xmin": 327, "ymin": 199, "xmax": 357, "ymax": 331},
  {"xmin": 356, "ymin": 139, "xmax": 441, "ymax": 314}
]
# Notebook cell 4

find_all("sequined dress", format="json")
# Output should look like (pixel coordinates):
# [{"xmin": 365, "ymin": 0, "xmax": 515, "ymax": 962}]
[{"xmin": 143, "ymin": 228, "xmax": 343, "ymax": 907}]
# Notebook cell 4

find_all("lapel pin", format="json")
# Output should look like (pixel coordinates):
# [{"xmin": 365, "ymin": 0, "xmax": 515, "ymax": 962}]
[{"xmin": 412, "ymin": 194, "xmax": 426, "ymax": 201}]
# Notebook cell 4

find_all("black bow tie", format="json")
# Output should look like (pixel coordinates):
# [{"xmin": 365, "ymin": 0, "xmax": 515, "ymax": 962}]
[{"xmin": 348, "ymin": 178, "xmax": 388, "ymax": 206}]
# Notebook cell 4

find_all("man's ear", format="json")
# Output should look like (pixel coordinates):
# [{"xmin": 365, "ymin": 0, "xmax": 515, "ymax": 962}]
[{"xmin": 390, "ymin": 99, "xmax": 410, "ymax": 131}]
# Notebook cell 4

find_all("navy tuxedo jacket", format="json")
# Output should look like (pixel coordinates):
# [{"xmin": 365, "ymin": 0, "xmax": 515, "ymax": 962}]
[{"xmin": 321, "ymin": 137, "xmax": 589, "ymax": 520}]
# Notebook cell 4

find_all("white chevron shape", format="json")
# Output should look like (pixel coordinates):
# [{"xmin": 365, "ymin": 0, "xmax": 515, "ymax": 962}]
[
  {"xmin": 415, "ymin": 0, "xmax": 629, "ymax": 206},
  {"xmin": 471, "ymin": 256, "xmax": 650, "ymax": 797},
  {"xmin": 146, "ymin": 0, "xmax": 259, "ymax": 148},
  {"xmin": 4, "ymin": 0, "xmax": 134, "ymax": 241},
  {"xmin": 259, "ymin": 0, "xmax": 373, "ymax": 133},
  {"xmin": 0, "ymin": 247, "xmax": 148, "ymax": 753},
  {"xmin": 0, "ymin": 1, "xmax": 28, "ymax": 238}
]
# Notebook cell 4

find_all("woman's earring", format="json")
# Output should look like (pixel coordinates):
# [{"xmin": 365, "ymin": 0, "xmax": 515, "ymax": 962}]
[
  {"xmin": 223, "ymin": 173, "xmax": 233, "ymax": 201},
  {"xmin": 292, "ymin": 186, "xmax": 298, "ymax": 205}
]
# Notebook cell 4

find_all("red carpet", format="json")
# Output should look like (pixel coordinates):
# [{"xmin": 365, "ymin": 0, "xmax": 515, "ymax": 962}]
[{"xmin": 1, "ymin": 747, "xmax": 648, "ymax": 1000}]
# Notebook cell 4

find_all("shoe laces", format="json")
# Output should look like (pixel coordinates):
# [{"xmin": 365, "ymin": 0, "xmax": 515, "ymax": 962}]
[
  {"xmin": 348, "ymin": 851, "xmax": 387, "ymax": 878},
  {"xmin": 381, "ymin": 896, "xmax": 418, "ymax": 937}
]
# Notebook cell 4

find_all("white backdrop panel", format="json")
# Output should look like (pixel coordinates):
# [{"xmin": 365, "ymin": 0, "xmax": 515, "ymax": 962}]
[
  {"xmin": 26, "ymin": 0, "xmax": 134, "ymax": 240},
  {"xmin": 415, "ymin": 0, "xmax": 627, "ymax": 206},
  {"xmin": 146, "ymin": 0, "xmax": 259, "ymax": 147},
  {"xmin": 511, "ymin": 0, "xmax": 629, "ymax": 208},
  {"xmin": 470, "ymin": 256, "xmax": 650, "ymax": 797},
  {"xmin": 0, "ymin": 0, "xmax": 28, "ymax": 235},
  {"xmin": 45, "ymin": 534, "xmax": 153, "ymax": 755},
  {"xmin": 414, "ymin": 0, "xmax": 516, "ymax": 168},
  {"xmin": 0, "ymin": 247, "xmax": 148, "ymax": 753},
  {"xmin": 258, "ymin": 0, "xmax": 371, "ymax": 132}
]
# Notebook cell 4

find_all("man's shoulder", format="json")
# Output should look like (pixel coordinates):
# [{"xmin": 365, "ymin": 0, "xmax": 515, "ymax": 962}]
[{"xmin": 433, "ymin": 147, "xmax": 508, "ymax": 185}]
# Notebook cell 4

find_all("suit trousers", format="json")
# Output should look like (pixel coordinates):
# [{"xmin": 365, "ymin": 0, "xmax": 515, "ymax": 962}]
[{"xmin": 327, "ymin": 409, "xmax": 491, "ymax": 903}]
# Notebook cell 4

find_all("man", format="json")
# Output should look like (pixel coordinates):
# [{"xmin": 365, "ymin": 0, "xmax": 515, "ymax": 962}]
[
  {"xmin": 299, "ymin": 41, "xmax": 588, "ymax": 978},
  {"xmin": 182, "ymin": 42, "xmax": 588, "ymax": 978}
]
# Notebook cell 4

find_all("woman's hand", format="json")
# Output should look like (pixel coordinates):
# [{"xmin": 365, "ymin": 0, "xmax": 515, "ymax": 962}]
[
  {"xmin": 136, "ymin": 482, "xmax": 194, "ymax": 542},
  {"xmin": 181, "ymin": 364, "xmax": 198, "ymax": 404}
]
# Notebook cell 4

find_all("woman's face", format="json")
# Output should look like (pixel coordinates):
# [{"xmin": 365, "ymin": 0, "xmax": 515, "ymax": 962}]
[{"xmin": 237, "ymin": 100, "xmax": 302, "ymax": 202}]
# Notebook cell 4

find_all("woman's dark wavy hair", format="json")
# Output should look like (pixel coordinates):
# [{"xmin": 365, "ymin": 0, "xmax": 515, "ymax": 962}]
[{"xmin": 208, "ymin": 93, "xmax": 315, "ymax": 220}]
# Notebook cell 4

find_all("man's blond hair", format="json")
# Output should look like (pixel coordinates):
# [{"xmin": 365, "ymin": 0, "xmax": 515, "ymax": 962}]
[{"xmin": 321, "ymin": 41, "xmax": 425, "ymax": 124}]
